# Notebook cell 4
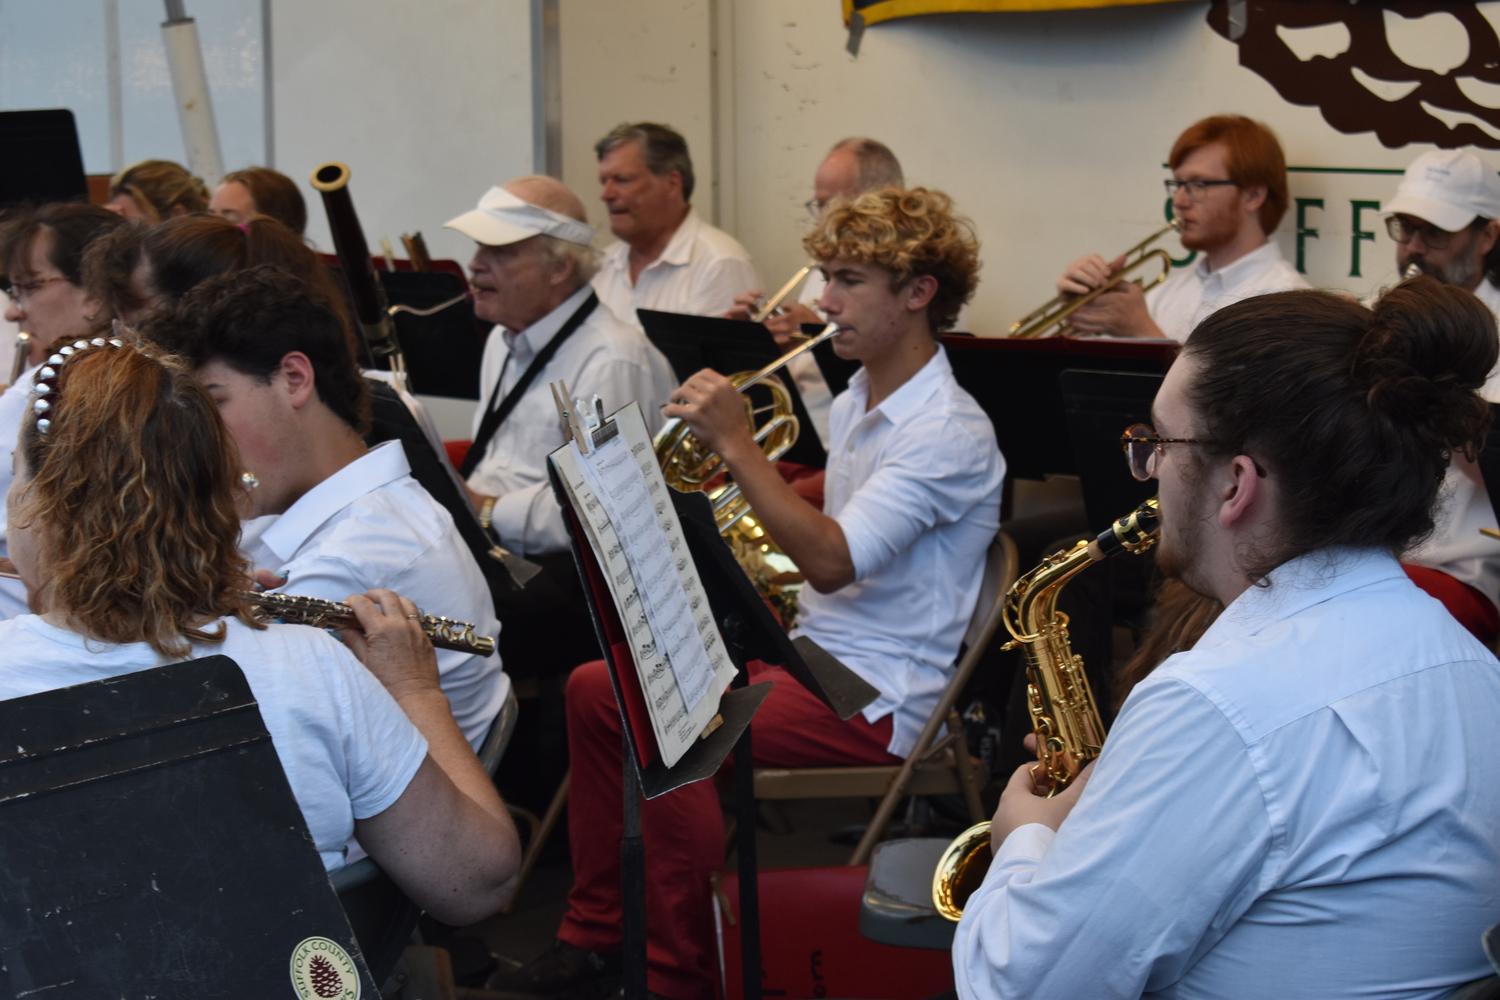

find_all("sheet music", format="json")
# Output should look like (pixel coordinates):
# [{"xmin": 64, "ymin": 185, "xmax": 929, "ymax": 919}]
[{"xmin": 551, "ymin": 403, "xmax": 734, "ymax": 767}]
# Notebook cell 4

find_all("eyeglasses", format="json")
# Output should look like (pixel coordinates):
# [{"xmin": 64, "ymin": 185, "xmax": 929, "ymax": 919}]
[
  {"xmin": 1163, "ymin": 179, "xmax": 1238, "ymax": 202},
  {"xmin": 1386, "ymin": 216, "xmax": 1458, "ymax": 249},
  {"xmin": 804, "ymin": 198, "xmax": 825, "ymax": 220},
  {"xmin": 1120, "ymin": 423, "xmax": 1207, "ymax": 482},
  {"xmin": 7, "ymin": 276, "xmax": 66, "ymax": 303}
]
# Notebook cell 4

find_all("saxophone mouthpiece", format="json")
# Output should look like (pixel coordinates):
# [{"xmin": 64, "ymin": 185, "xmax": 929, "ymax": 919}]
[{"xmin": 1089, "ymin": 497, "xmax": 1160, "ymax": 561}]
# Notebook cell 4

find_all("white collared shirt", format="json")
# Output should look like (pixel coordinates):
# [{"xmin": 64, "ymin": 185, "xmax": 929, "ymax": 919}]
[
  {"xmin": 1145, "ymin": 240, "xmax": 1310, "ymax": 341},
  {"xmin": 792, "ymin": 346, "xmax": 1003, "ymax": 757},
  {"xmin": 592, "ymin": 208, "xmax": 762, "ymax": 330},
  {"xmin": 1471, "ymin": 278, "xmax": 1500, "ymax": 402},
  {"xmin": 954, "ymin": 547, "xmax": 1500, "ymax": 1000},
  {"xmin": 241, "ymin": 440, "xmax": 506, "ymax": 749},
  {"xmin": 465, "ymin": 285, "xmax": 678, "ymax": 556}
]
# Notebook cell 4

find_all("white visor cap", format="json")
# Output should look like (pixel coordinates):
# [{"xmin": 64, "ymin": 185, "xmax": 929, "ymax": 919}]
[
  {"xmin": 445, "ymin": 186, "xmax": 596, "ymax": 248},
  {"xmin": 1381, "ymin": 150, "xmax": 1500, "ymax": 233}
]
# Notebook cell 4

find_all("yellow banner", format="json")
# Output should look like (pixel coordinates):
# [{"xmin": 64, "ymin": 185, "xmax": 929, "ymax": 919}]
[{"xmin": 844, "ymin": 0, "xmax": 1194, "ymax": 27}]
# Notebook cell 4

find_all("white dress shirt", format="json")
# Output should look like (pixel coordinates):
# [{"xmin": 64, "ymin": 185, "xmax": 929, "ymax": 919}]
[
  {"xmin": 1404, "ymin": 453, "xmax": 1500, "ymax": 609},
  {"xmin": 0, "ymin": 614, "xmax": 428, "ymax": 872},
  {"xmin": 241, "ymin": 440, "xmax": 506, "ymax": 749},
  {"xmin": 592, "ymin": 208, "xmax": 762, "ymax": 330},
  {"xmin": 953, "ymin": 547, "xmax": 1500, "ymax": 1000},
  {"xmin": 1471, "ymin": 278, "xmax": 1500, "ymax": 402},
  {"xmin": 465, "ymin": 285, "xmax": 678, "ymax": 556},
  {"xmin": 792, "ymin": 346, "xmax": 1003, "ymax": 757},
  {"xmin": 0, "ymin": 361, "xmax": 40, "ymax": 620},
  {"xmin": 1145, "ymin": 240, "xmax": 1310, "ymax": 341}
]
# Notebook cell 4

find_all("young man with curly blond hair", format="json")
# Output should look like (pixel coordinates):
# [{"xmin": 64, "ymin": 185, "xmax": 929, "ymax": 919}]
[{"xmin": 492, "ymin": 187, "xmax": 1005, "ymax": 1000}]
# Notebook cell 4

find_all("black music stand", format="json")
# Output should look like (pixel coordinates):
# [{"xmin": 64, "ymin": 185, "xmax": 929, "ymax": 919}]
[
  {"xmin": 800, "ymin": 322, "xmax": 862, "ymax": 399},
  {"xmin": 638, "ymin": 309, "xmax": 828, "ymax": 466},
  {"xmin": 548, "ymin": 419, "xmax": 874, "ymax": 1000},
  {"xmin": 1059, "ymin": 369, "xmax": 1163, "ymax": 536},
  {"xmin": 0, "ymin": 656, "xmax": 379, "ymax": 997},
  {"xmin": 942, "ymin": 335, "xmax": 1174, "ymax": 484},
  {"xmin": 0, "ymin": 110, "xmax": 88, "ymax": 207},
  {"xmin": 380, "ymin": 269, "xmax": 490, "ymax": 400}
]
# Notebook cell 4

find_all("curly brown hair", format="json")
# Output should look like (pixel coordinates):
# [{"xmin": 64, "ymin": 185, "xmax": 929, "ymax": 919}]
[
  {"xmin": 803, "ymin": 186, "xmax": 980, "ymax": 333},
  {"xmin": 16, "ymin": 345, "xmax": 260, "ymax": 657}
]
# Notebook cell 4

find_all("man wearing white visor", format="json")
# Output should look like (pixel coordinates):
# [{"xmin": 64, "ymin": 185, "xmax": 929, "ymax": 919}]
[
  {"xmin": 1381, "ymin": 150, "xmax": 1500, "ymax": 649},
  {"xmin": 445, "ymin": 177, "xmax": 676, "ymax": 687}
]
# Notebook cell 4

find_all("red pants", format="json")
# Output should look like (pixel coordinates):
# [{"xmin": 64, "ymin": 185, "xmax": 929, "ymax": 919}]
[{"xmin": 558, "ymin": 658, "xmax": 900, "ymax": 1000}]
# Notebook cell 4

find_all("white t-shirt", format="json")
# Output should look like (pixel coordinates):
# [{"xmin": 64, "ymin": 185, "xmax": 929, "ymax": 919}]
[
  {"xmin": 592, "ymin": 208, "xmax": 762, "ymax": 330},
  {"xmin": 0, "ymin": 614, "xmax": 428, "ymax": 872},
  {"xmin": 240, "ymin": 440, "xmax": 506, "ymax": 749},
  {"xmin": 465, "ymin": 286, "xmax": 678, "ymax": 556},
  {"xmin": 792, "ymin": 346, "xmax": 1003, "ymax": 757},
  {"xmin": 1145, "ymin": 240, "xmax": 1310, "ymax": 341}
]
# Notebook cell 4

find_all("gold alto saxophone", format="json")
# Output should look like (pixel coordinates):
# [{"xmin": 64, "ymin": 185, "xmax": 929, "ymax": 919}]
[
  {"xmin": 931, "ymin": 498, "xmax": 1159, "ymax": 921},
  {"xmin": 242, "ymin": 591, "xmax": 496, "ymax": 656}
]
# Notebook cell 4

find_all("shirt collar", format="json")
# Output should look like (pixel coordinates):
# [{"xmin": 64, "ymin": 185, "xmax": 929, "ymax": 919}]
[
  {"xmin": 655, "ymin": 208, "xmax": 701, "ymax": 268},
  {"xmin": 846, "ymin": 344, "xmax": 952, "ymax": 426},
  {"xmin": 256, "ymin": 440, "xmax": 411, "ymax": 561},
  {"xmin": 505, "ymin": 284, "xmax": 595, "ymax": 357},
  {"xmin": 1193, "ymin": 239, "xmax": 1283, "ymax": 284},
  {"xmin": 1195, "ymin": 546, "xmax": 1406, "ymax": 648}
]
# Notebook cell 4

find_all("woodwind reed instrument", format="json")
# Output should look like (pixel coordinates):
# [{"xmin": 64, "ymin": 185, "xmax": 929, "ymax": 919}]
[
  {"xmin": 309, "ymin": 162, "xmax": 410, "ymax": 390},
  {"xmin": 931, "ymin": 499, "xmax": 1160, "ymax": 921},
  {"xmin": 1011, "ymin": 221, "xmax": 1180, "ymax": 339},
  {"xmin": 242, "ymin": 591, "xmax": 496, "ymax": 656}
]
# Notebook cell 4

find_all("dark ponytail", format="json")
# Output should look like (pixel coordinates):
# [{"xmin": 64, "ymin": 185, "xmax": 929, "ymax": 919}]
[{"xmin": 1183, "ymin": 278, "xmax": 1494, "ymax": 577}]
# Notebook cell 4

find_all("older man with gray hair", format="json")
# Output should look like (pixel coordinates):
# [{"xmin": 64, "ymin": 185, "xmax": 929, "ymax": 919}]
[
  {"xmin": 447, "ymin": 175, "xmax": 676, "ymax": 558},
  {"xmin": 591, "ymin": 122, "xmax": 761, "ymax": 328}
]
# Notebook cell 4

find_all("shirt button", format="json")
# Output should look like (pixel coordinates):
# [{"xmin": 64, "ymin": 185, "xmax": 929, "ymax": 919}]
[{"xmin": 846, "ymin": 444, "xmax": 854, "ymax": 453}]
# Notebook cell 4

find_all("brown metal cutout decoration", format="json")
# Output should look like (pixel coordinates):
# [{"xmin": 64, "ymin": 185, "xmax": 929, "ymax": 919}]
[{"xmin": 1208, "ymin": 1, "xmax": 1500, "ymax": 149}]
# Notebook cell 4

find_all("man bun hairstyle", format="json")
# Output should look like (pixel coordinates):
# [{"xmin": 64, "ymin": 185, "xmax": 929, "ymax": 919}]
[
  {"xmin": 595, "ymin": 122, "xmax": 695, "ymax": 202},
  {"xmin": 1170, "ymin": 115, "xmax": 1289, "ymax": 235},
  {"xmin": 1183, "ymin": 277, "xmax": 1494, "ymax": 577},
  {"xmin": 142, "ymin": 264, "xmax": 371, "ymax": 436},
  {"xmin": 803, "ymin": 186, "xmax": 980, "ymax": 334}
]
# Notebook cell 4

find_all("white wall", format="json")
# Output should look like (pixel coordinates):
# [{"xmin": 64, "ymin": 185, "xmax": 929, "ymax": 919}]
[
  {"xmin": 557, "ymin": 0, "xmax": 714, "ymax": 236},
  {"xmin": 559, "ymin": 0, "xmax": 1491, "ymax": 336},
  {"xmin": 273, "ymin": 0, "xmax": 533, "ymax": 266}
]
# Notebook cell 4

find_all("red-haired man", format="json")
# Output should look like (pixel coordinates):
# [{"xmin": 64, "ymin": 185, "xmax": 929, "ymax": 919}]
[{"xmin": 1056, "ymin": 114, "xmax": 1309, "ymax": 341}]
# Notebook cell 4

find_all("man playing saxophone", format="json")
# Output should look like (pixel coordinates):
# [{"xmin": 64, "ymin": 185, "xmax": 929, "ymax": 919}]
[
  {"xmin": 491, "ymin": 187, "xmax": 1003, "ymax": 1000},
  {"xmin": 954, "ymin": 280, "xmax": 1500, "ymax": 999},
  {"xmin": 1054, "ymin": 115, "xmax": 1307, "ymax": 340}
]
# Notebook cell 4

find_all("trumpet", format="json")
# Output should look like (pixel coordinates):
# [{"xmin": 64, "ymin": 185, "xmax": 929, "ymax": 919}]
[
  {"xmin": 751, "ymin": 261, "xmax": 818, "ymax": 323},
  {"xmin": 242, "ymin": 590, "xmax": 496, "ymax": 656},
  {"xmin": 1011, "ymin": 220, "xmax": 1181, "ymax": 339},
  {"xmin": 930, "ymin": 499, "xmax": 1160, "ymax": 921}
]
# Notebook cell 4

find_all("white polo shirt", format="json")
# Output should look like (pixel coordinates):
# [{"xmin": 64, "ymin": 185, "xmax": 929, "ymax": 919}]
[
  {"xmin": 466, "ymin": 286, "xmax": 678, "ymax": 556},
  {"xmin": 241, "ymin": 440, "xmax": 506, "ymax": 749},
  {"xmin": 1146, "ymin": 240, "xmax": 1309, "ymax": 341},
  {"xmin": 592, "ymin": 208, "xmax": 761, "ymax": 329},
  {"xmin": 792, "ymin": 346, "xmax": 1004, "ymax": 757}
]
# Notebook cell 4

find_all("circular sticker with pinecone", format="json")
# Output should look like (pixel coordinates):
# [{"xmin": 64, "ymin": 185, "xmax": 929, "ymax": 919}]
[{"xmin": 290, "ymin": 936, "xmax": 361, "ymax": 1000}]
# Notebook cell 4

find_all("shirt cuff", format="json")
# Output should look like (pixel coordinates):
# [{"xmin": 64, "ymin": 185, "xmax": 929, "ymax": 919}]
[{"xmin": 990, "ymin": 823, "xmax": 1055, "ymax": 875}]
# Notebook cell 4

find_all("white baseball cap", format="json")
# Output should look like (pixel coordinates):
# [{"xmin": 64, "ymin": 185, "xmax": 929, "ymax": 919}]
[
  {"xmin": 1381, "ymin": 150, "xmax": 1500, "ymax": 233},
  {"xmin": 444, "ymin": 186, "xmax": 595, "ymax": 247}
]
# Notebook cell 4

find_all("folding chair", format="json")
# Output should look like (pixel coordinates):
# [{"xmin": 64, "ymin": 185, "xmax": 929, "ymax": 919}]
[{"xmin": 751, "ymin": 531, "xmax": 1020, "ymax": 865}]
